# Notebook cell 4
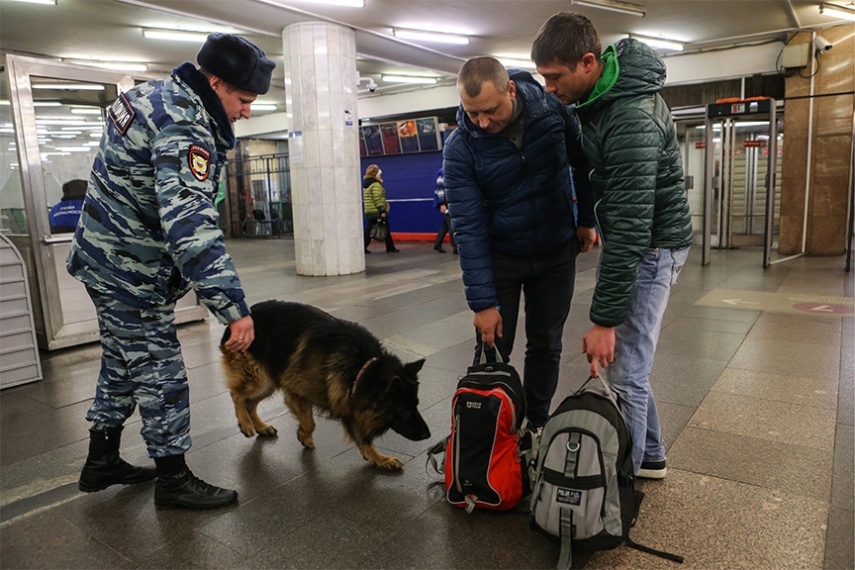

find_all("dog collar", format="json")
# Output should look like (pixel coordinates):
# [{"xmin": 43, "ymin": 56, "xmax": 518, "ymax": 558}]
[{"xmin": 352, "ymin": 357, "xmax": 379, "ymax": 396}]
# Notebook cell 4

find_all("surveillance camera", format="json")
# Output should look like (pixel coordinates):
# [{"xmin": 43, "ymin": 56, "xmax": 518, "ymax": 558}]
[
  {"xmin": 367, "ymin": 81, "xmax": 377, "ymax": 93},
  {"xmin": 814, "ymin": 36, "xmax": 833, "ymax": 52}
]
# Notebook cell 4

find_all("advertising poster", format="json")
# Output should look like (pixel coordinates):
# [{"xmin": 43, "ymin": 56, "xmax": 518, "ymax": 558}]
[
  {"xmin": 358, "ymin": 127, "xmax": 367, "ymax": 157},
  {"xmin": 397, "ymin": 120, "xmax": 419, "ymax": 153},
  {"xmin": 417, "ymin": 118, "xmax": 439, "ymax": 151},
  {"xmin": 381, "ymin": 123, "xmax": 401, "ymax": 155},
  {"xmin": 363, "ymin": 125, "xmax": 384, "ymax": 156}
]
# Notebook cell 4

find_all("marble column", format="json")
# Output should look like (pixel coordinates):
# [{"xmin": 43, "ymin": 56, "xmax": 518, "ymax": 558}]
[{"xmin": 283, "ymin": 22, "xmax": 364, "ymax": 275}]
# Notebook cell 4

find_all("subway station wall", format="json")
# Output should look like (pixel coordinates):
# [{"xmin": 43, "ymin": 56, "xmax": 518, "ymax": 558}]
[{"xmin": 360, "ymin": 151, "xmax": 444, "ymax": 235}]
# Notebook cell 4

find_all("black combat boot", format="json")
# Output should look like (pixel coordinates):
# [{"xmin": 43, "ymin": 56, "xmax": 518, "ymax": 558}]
[
  {"xmin": 78, "ymin": 427, "xmax": 157, "ymax": 493},
  {"xmin": 154, "ymin": 455, "xmax": 237, "ymax": 510}
]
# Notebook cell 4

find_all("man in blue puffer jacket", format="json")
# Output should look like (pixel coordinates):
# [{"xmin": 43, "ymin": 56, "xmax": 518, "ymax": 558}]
[{"xmin": 443, "ymin": 56, "xmax": 596, "ymax": 428}]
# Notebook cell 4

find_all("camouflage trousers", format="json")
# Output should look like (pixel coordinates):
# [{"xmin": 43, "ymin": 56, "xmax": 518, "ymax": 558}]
[{"xmin": 86, "ymin": 289, "xmax": 191, "ymax": 457}]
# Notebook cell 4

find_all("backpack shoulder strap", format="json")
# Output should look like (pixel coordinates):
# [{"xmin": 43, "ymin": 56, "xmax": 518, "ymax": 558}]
[
  {"xmin": 558, "ymin": 508, "xmax": 573, "ymax": 570},
  {"xmin": 426, "ymin": 437, "xmax": 449, "ymax": 475}
]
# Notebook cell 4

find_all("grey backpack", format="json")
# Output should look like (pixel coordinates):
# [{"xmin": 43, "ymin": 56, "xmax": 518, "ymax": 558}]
[{"xmin": 529, "ymin": 376, "xmax": 683, "ymax": 569}]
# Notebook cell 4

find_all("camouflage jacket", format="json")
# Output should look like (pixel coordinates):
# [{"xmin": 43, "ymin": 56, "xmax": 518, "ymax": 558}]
[{"xmin": 68, "ymin": 62, "xmax": 249, "ymax": 324}]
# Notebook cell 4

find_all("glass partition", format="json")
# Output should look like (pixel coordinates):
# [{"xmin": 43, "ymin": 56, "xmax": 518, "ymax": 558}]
[
  {"xmin": 0, "ymin": 67, "xmax": 27, "ymax": 234},
  {"xmin": 4, "ymin": 54, "xmax": 207, "ymax": 350}
]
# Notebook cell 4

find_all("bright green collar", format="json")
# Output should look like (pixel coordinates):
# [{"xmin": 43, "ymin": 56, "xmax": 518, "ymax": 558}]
[{"xmin": 577, "ymin": 44, "xmax": 619, "ymax": 109}]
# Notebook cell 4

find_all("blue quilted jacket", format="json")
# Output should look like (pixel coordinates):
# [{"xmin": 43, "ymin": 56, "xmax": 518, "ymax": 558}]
[{"xmin": 442, "ymin": 70, "xmax": 594, "ymax": 312}]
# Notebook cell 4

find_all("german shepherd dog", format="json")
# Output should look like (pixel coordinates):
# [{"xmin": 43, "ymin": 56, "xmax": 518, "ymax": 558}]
[{"xmin": 220, "ymin": 301, "xmax": 430, "ymax": 470}]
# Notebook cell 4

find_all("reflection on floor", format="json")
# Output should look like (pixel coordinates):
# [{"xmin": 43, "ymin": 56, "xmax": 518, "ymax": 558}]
[{"xmin": 1, "ymin": 239, "xmax": 852, "ymax": 569}]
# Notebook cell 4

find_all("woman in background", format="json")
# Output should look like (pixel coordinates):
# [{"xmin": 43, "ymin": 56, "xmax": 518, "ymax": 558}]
[{"xmin": 362, "ymin": 164, "xmax": 399, "ymax": 253}]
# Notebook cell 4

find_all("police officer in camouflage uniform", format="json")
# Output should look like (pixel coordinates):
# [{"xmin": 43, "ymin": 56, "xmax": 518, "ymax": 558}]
[{"xmin": 68, "ymin": 33, "xmax": 275, "ymax": 510}]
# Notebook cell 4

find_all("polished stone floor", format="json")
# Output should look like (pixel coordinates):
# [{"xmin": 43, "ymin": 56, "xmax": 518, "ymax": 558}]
[{"xmin": 1, "ymin": 239, "xmax": 852, "ymax": 569}]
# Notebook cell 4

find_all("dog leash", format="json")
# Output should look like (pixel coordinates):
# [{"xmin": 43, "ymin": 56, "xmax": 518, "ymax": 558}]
[{"xmin": 352, "ymin": 357, "xmax": 379, "ymax": 396}]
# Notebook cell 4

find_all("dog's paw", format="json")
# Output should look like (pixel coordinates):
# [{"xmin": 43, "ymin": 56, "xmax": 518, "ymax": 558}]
[
  {"xmin": 297, "ymin": 429, "xmax": 315, "ymax": 449},
  {"xmin": 256, "ymin": 424, "xmax": 278, "ymax": 437},
  {"xmin": 239, "ymin": 424, "xmax": 256, "ymax": 437},
  {"xmin": 372, "ymin": 455, "xmax": 404, "ymax": 471}
]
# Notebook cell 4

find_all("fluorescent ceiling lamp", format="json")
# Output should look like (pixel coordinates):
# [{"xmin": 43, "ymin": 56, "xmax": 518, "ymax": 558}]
[
  {"xmin": 70, "ymin": 108, "xmax": 103, "ymax": 115},
  {"xmin": 382, "ymin": 75, "xmax": 438, "ymax": 84},
  {"xmin": 67, "ymin": 60, "xmax": 148, "ymax": 72},
  {"xmin": 497, "ymin": 57, "xmax": 536, "ymax": 69},
  {"xmin": 143, "ymin": 29, "xmax": 209, "ymax": 42},
  {"xmin": 393, "ymin": 28, "xmax": 469, "ymax": 45},
  {"xmin": 1, "ymin": 100, "xmax": 61, "ymax": 107},
  {"xmin": 35, "ymin": 120, "xmax": 91, "ymax": 126},
  {"xmin": 631, "ymin": 34, "xmax": 684, "ymax": 51},
  {"xmin": 4, "ymin": 0, "xmax": 56, "ymax": 4},
  {"xmin": 569, "ymin": 0, "xmax": 645, "ymax": 17},
  {"xmin": 819, "ymin": 3, "xmax": 855, "ymax": 21},
  {"xmin": 695, "ymin": 121, "xmax": 771, "ymax": 130},
  {"xmin": 250, "ymin": 103, "xmax": 277, "ymax": 111},
  {"xmin": 271, "ymin": 0, "xmax": 363, "ymax": 6},
  {"xmin": 32, "ymin": 83, "xmax": 105, "ymax": 91}
]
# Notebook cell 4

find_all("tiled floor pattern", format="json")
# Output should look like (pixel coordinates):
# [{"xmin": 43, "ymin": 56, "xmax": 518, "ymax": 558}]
[{"xmin": 1, "ymin": 239, "xmax": 852, "ymax": 569}]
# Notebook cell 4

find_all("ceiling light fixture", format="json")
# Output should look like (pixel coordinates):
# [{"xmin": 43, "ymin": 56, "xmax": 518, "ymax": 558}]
[
  {"xmin": 4, "ymin": 0, "xmax": 56, "ymax": 5},
  {"xmin": 270, "ymin": 0, "xmax": 364, "ymax": 6},
  {"xmin": 31, "ymin": 83, "xmax": 105, "ymax": 91},
  {"xmin": 630, "ymin": 34, "xmax": 684, "ymax": 51},
  {"xmin": 819, "ymin": 2, "xmax": 855, "ymax": 21},
  {"xmin": 70, "ymin": 108, "xmax": 103, "ymax": 115},
  {"xmin": 250, "ymin": 104, "xmax": 278, "ymax": 111},
  {"xmin": 142, "ymin": 29, "xmax": 210, "ymax": 42},
  {"xmin": 66, "ymin": 60, "xmax": 148, "ymax": 72},
  {"xmin": 569, "ymin": 0, "xmax": 646, "ymax": 17},
  {"xmin": 496, "ymin": 57, "xmax": 537, "ymax": 69},
  {"xmin": 393, "ymin": 28, "xmax": 469, "ymax": 45},
  {"xmin": 382, "ymin": 75, "xmax": 438, "ymax": 84}
]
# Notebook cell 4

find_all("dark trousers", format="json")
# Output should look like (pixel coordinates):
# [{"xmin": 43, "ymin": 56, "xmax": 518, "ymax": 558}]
[
  {"xmin": 433, "ymin": 213, "xmax": 456, "ymax": 251},
  {"xmin": 474, "ymin": 237, "xmax": 579, "ymax": 427},
  {"xmin": 364, "ymin": 214, "xmax": 397, "ymax": 252}
]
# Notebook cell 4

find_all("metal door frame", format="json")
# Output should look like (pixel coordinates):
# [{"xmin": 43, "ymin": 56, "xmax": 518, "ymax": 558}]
[
  {"xmin": 702, "ymin": 98, "xmax": 779, "ymax": 267},
  {"xmin": 4, "ymin": 54, "xmax": 207, "ymax": 350}
]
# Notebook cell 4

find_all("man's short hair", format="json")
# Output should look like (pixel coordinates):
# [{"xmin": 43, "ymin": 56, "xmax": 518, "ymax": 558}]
[
  {"xmin": 457, "ymin": 56, "xmax": 510, "ymax": 98},
  {"xmin": 531, "ymin": 12, "xmax": 602, "ymax": 68}
]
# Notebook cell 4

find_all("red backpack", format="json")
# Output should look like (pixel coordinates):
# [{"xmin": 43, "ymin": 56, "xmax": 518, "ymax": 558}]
[{"xmin": 428, "ymin": 352, "xmax": 536, "ymax": 512}]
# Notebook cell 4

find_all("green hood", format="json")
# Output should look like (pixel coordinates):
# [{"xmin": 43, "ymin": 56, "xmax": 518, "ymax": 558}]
[{"xmin": 578, "ymin": 38, "xmax": 666, "ymax": 110}]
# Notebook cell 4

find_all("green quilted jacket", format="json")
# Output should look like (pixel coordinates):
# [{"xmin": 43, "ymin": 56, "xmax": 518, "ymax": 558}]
[
  {"xmin": 576, "ymin": 38, "xmax": 693, "ymax": 327},
  {"xmin": 362, "ymin": 177, "xmax": 388, "ymax": 217}
]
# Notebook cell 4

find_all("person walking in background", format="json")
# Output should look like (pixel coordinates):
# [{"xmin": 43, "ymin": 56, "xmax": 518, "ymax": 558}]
[
  {"xmin": 532, "ymin": 12, "xmax": 693, "ymax": 478},
  {"xmin": 362, "ymin": 164, "xmax": 400, "ymax": 253},
  {"xmin": 443, "ymin": 56, "xmax": 597, "ymax": 429},
  {"xmin": 68, "ymin": 33, "xmax": 274, "ymax": 509},
  {"xmin": 432, "ymin": 167, "xmax": 456, "ymax": 254},
  {"xmin": 49, "ymin": 179, "xmax": 87, "ymax": 233}
]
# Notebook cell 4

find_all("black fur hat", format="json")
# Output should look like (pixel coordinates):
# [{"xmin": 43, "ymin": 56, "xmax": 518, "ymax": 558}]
[{"xmin": 196, "ymin": 33, "xmax": 275, "ymax": 95}]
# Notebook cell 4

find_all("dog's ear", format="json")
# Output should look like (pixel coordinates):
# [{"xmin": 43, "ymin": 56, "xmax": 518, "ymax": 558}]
[{"xmin": 402, "ymin": 359, "xmax": 425, "ymax": 377}]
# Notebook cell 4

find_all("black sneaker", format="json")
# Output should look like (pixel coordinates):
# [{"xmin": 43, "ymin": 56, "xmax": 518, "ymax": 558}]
[{"xmin": 637, "ymin": 459, "xmax": 667, "ymax": 479}]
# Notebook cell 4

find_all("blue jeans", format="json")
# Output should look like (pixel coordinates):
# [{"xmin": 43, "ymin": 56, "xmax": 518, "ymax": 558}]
[
  {"xmin": 475, "ymin": 237, "xmax": 579, "ymax": 427},
  {"xmin": 603, "ymin": 246, "xmax": 690, "ymax": 474}
]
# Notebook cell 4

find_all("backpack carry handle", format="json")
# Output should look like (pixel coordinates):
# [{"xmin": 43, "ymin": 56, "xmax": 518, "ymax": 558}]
[{"xmin": 478, "ymin": 343, "xmax": 505, "ymax": 365}]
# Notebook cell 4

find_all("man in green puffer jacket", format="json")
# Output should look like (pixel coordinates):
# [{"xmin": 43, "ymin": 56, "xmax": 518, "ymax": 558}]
[{"xmin": 532, "ymin": 12, "xmax": 693, "ymax": 480}]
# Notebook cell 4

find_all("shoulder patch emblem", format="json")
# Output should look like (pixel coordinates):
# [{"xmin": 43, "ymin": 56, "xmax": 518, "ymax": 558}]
[
  {"xmin": 108, "ymin": 93, "xmax": 135, "ymax": 135},
  {"xmin": 188, "ymin": 144, "xmax": 211, "ymax": 181}
]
